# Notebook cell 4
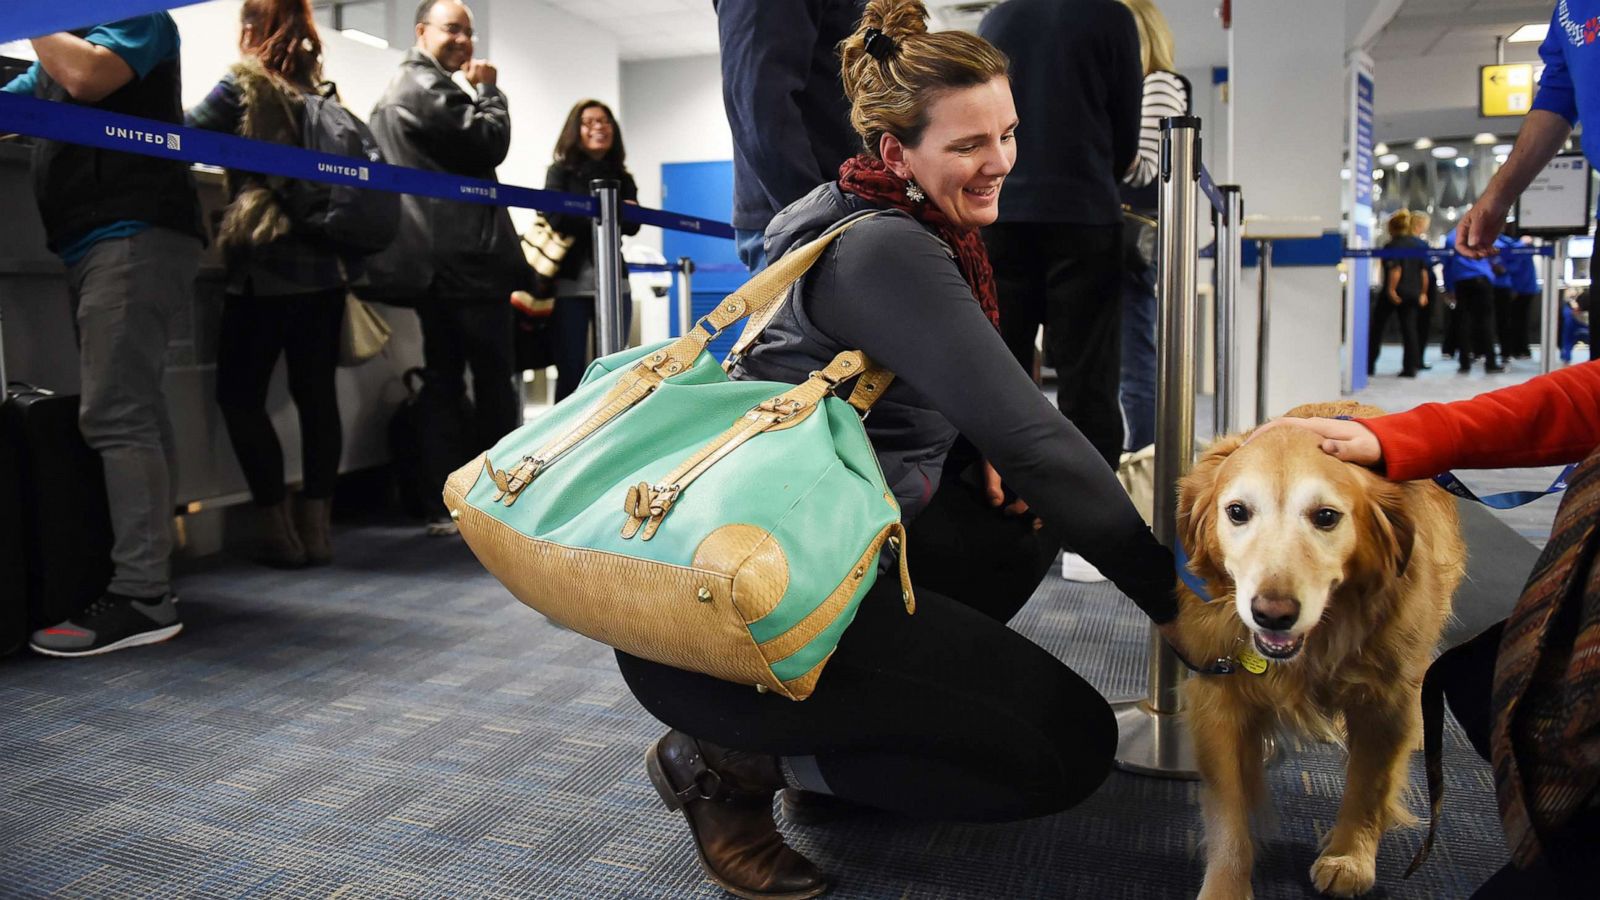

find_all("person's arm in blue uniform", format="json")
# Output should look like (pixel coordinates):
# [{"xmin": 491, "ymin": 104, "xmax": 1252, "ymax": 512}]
[
  {"xmin": 716, "ymin": 0, "xmax": 837, "ymax": 214},
  {"xmin": 25, "ymin": 15, "xmax": 178, "ymax": 103},
  {"xmin": 1458, "ymin": 6, "xmax": 1575, "ymax": 258},
  {"xmin": 2, "ymin": 63, "xmax": 40, "ymax": 95}
]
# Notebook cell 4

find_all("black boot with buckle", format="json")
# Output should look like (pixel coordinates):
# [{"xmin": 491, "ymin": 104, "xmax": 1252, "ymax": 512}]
[{"xmin": 646, "ymin": 729, "xmax": 828, "ymax": 900}]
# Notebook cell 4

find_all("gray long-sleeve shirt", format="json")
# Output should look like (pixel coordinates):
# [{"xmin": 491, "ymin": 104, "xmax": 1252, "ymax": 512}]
[{"xmin": 736, "ymin": 184, "xmax": 1179, "ymax": 623}]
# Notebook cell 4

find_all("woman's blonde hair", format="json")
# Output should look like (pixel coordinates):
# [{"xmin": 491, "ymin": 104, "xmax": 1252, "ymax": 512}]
[
  {"xmin": 1387, "ymin": 209, "xmax": 1412, "ymax": 240},
  {"xmin": 839, "ymin": 0, "xmax": 1009, "ymax": 157},
  {"xmin": 1409, "ymin": 211, "xmax": 1432, "ymax": 237},
  {"xmin": 1120, "ymin": 0, "xmax": 1175, "ymax": 76}
]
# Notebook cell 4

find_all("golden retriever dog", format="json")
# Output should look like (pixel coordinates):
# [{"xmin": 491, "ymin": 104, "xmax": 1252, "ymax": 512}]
[{"xmin": 1175, "ymin": 401, "xmax": 1466, "ymax": 899}]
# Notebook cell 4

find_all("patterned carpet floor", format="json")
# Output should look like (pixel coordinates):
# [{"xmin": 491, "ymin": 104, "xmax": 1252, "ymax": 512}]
[{"xmin": 0, "ymin": 514, "xmax": 1515, "ymax": 899}]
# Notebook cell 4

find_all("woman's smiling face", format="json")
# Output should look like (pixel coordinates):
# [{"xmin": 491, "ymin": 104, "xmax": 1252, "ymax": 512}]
[{"xmin": 881, "ymin": 75, "xmax": 1018, "ymax": 229}]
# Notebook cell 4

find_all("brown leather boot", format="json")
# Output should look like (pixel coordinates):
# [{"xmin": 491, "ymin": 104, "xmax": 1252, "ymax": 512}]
[
  {"xmin": 254, "ymin": 500, "xmax": 307, "ymax": 569},
  {"xmin": 646, "ymin": 730, "xmax": 828, "ymax": 900},
  {"xmin": 296, "ymin": 497, "xmax": 333, "ymax": 566}
]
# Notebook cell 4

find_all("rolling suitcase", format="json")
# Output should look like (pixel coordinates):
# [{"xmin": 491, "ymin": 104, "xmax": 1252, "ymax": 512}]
[
  {"xmin": 0, "ymin": 384, "xmax": 115, "ymax": 631},
  {"xmin": 0, "ymin": 393, "xmax": 26, "ymax": 655}
]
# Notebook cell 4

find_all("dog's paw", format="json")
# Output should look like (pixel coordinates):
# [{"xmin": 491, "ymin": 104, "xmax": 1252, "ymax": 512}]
[{"xmin": 1310, "ymin": 852, "xmax": 1376, "ymax": 897}]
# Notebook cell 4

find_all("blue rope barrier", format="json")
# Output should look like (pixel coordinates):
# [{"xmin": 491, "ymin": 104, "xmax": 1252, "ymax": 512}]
[
  {"xmin": 0, "ymin": 92, "xmax": 738, "ymax": 239},
  {"xmin": 1198, "ymin": 165, "xmax": 1226, "ymax": 218}
]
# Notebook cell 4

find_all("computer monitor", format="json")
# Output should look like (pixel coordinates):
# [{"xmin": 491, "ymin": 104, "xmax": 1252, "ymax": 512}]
[{"xmin": 1568, "ymin": 235, "xmax": 1594, "ymax": 259}]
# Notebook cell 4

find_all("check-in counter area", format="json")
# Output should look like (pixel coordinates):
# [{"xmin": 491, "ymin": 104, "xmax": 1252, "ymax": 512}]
[{"xmin": 0, "ymin": 141, "xmax": 424, "ymax": 547}]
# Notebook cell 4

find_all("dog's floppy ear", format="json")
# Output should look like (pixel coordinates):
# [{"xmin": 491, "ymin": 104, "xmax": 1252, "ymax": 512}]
[
  {"xmin": 1363, "ymin": 478, "xmax": 1416, "ymax": 579},
  {"xmin": 1176, "ymin": 432, "xmax": 1246, "ymax": 588}
]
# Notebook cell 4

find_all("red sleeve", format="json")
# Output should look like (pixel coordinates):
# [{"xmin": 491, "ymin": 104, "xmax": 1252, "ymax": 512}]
[{"xmin": 1360, "ymin": 361, "xmax": 1600, "ymax": 481}]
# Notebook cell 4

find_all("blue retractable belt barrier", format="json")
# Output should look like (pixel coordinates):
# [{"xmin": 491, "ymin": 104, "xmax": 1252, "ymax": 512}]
[
  {"xmin": 0, "ymin": 0, "xmax": 210, "ymax": 44},
  {"xmin": 1433, "ymin": 466, "xmax": 1576, "ymax": 509},
  {"xmin": 1345, "ymin": 245, "xmax": 1553, "ymax": 261},
  {"xmin": 0, "ymin": 93, "xmax": 594, "ymax": 217},
  {"xmin": 1198, "ymin": 165, "xmax": 1226, "ymax": 217},
  {"xmin": 0, "ymin": 92, "xmax": 738, "ymax": 238}
]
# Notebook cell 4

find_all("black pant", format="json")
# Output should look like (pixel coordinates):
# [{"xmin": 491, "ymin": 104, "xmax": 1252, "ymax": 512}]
[
  {"xmin": 215, "ymin": 288, "xmax": 344, "ymax": 505},
  {"xmin": 616, "ymin": 476, "xmax": 1116, "ymax": 823},
  {"xmin": 551, "ymin": 293, "xmax": 632, "ymax": 402},
  {"xmin": 1431, "ymin": 623, "xmax": 1599, "ymax": 897},
  {"xmin": 1454, "ymin": 277, "xmax": 1499, "ymax": 370},
  {"xmin": 1368, "ymin": 292, "xmax": 1423, "ymax": 375},
  {"xmin": 984, "ymin": 222, "xmax": 1124, "ymax": 468},
  {"xmin": 1510, "ymin": 292, "xmax": 1537, "ymax": 358},
  {"xmin": 1494, "ymin": 285, "xmax": 1518, "ymax": 361},
  {"xmin": 417, "ymin": 300, "xmax": 519, "ymax": 516}
]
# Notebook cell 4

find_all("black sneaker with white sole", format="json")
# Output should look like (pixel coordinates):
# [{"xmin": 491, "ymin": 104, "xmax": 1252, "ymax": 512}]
[{"xmin": 29, "ymin": 593, "xmax": 182, "ymax": 658}]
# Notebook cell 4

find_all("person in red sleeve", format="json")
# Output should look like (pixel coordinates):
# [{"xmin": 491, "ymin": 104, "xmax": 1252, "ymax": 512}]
[{"xmin": 1260, "ymin": 361, "xmax": 1600, "ymax": 897}]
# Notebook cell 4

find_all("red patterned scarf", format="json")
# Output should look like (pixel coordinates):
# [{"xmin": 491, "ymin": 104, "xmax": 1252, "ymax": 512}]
[{"xmin": 837, "ymin": 154, "xmax": 1000, "ymax": 330}]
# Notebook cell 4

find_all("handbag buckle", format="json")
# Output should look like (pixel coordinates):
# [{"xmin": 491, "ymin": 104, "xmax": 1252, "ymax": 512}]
[
  {"xmin": 497, "ymin": 455, "xmax": 546, "ymax": 505},
  {"xmin": 753, "ymin": 398, "xmax": 804, "ymax": 422}
]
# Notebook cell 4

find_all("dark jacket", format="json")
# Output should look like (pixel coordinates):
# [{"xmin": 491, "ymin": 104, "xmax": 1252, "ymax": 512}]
[
  {"xmin": 979, "ymin": 0, "xmax": 1143, "ymax": 225},
  {"xmin": 29, "ymin": 30, "xmax": 201, "ymax": 253},
  {"xmin": 365, "ymin": 49, "xmax": 528, "ymax": 303},
  {"xmin": 544, "ymin": 157, "xmax": 640, "ymax": 286},
  {"xmin": 733, "ymin": 183, "xmax": 1178, "ymax": 623},
  {"xmin": 185, "ymin": 65, "xmax": 343, "ymax": 297},
  {"xmin": 713, "ymin": 0, "xmax": 863, "ymax": 233}
]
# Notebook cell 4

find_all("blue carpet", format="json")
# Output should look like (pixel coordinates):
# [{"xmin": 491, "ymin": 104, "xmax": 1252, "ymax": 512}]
[{"xmin": 0, "ymin": 521, "xmax": 1510, "ymax": 898}]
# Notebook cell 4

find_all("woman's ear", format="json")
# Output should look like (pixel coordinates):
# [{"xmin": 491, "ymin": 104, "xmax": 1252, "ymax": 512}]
[
  {"xmin": 879, "ymin": 133, "xmax": 911, "ymax": 180},
  {"xmin": 1176, "ymin": 433, "xmax": 1246, "ymax": 588}
]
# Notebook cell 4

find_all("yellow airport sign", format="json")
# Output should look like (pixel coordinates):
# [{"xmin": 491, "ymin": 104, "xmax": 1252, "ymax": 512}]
[{"xmin": 1481, "ymin": 63, "xmax": 1535, "ymax": 117}]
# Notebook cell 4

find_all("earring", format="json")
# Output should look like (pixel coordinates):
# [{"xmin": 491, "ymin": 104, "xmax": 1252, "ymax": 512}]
[{"xmin": 905, "ymin": 180, "xmax": 926, "ymax": 203}]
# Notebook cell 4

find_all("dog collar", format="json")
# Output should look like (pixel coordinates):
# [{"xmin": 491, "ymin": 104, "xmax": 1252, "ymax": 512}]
[{"xmin": 1178, "ymin": 637, "xmax": 1271, "ymax": 678}]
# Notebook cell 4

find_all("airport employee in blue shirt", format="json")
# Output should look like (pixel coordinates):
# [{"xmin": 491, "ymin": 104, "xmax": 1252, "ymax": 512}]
[
  {"xmin": 1458, "ymin": 0, "xmax": 1600, "ymax": 256},
  {"xmin": 3, "ymin": 14, "xmax": 202, "ymax": 658}
]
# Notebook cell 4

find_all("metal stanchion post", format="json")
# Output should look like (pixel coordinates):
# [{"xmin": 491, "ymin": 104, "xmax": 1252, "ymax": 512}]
[
  {"xmin": 1214, "ymin": 186, "xmax": 1242, "ymax": 437},
  {"xmin": 1255, "ymin": 240, "xmax": 1273, "ymax": 425},
  {"xmin": 1112, "ymin": 116, "xmax": 1202, "ymax": 779},
  {"xmin": 676, "ymin": 257, "xmax": 694, "ymax": 339},
  {"xmin": 1541, "ymin": 239, "xmax": 1564, "ymax": 375},
  {"xmin": 591, "ymin": 179, "xmax": 625, "ymax": 356}
]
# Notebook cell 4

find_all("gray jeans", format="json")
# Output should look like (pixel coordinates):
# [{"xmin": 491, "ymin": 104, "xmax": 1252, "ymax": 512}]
[{"xmin": 68, "ymin": 227, "xmax": 200, "ymax": 597}]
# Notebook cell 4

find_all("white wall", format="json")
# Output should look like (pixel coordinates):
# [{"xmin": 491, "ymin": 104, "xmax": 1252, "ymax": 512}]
[
  {"xmin": 620, "ymin": 53, "xmax": 734, "ymax": 250},
  {"xmin": 172, "ymin": 1, "xmax": 402, "ymax": 117},
  {"xmin": 1230, "ymin": 0, "xmax": 1347, "ymax": 419}
]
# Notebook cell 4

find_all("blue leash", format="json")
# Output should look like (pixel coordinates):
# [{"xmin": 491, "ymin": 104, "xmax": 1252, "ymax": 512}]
[{"xmin": 1432, "ymin": 466, "xmax": 1576, "ymax": 509}]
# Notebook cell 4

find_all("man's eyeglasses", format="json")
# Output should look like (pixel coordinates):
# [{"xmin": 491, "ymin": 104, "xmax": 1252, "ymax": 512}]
[{"xmin": 424, "ymin": 21, "xmax": 474, "ymax": 39}]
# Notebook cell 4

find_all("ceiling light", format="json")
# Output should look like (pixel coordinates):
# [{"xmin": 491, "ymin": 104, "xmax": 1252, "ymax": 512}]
[
  {"xmin": 1508, "ymin": 23, "xmax": 1549, "ymax": 43},
  {"xmin": 1340, "ymin": 168, "xmax": 1351, "ymax": 180},
  {"xmin": 1414, "ymin": 137, "xmax": 1434, "ymax": 150},
  {"xmin": 1378, "ymin": 153, "xmax": 1399, "ymax": 166},
  {"xmin": 1473, "ymin": 133, "xmax": 1498, "ymax": 145},
  {"xmin": 340, "ymin": 28, "xmax": 389, "ymax": 49},
  {"xmin": 1373, "ymin": 169, "xmax": 1384, "ymax": 180},
  {"xmin": 1446, "ymin": 208, "xmax": 1459, "ymax": 220},
  {"xmin": 1496, "ymin": 154, "xmax": 1509, "ymax": 164},
  {"xmin": 1493, "ymin": 143, "xmax": 1513, "ymax": 155},
  {"xmin": 1431, "ymin": 145, "xmax": 1459, "ymax": 159},
  {"xmin": 1374, "ymin": 142, "xmax": 1389, "ymax": 156},
  {"xmin": 1455, "ymin": 157, "xmax": 1470, "ymax": 168},
  {"xmin": 1396, "ymin": 161, "xmax": 1411, "ymax": 173}
]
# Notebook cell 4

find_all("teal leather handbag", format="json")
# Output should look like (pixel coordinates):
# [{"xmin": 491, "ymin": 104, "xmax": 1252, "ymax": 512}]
[{"xmin": 444, "ymin": 217, "xmax": 913, "ymax": 700}]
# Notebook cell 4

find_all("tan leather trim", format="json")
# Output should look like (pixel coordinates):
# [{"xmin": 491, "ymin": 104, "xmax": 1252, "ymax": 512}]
[
  {"xmin": 724, "ymin": 214, "xmax": 881, "ymax": 358},
  {"xmin": 692, "ymin": 524, "xmax": 790, "ymax": 624},
  {"xmin": 756, "ymin": 523, "xmax": 896, "ymax": 664},
  {"xmin": 846, "ymin": 363, "xmax": 895, "ymax": 414},
  {"xmin": 444, "ymin": 471, "xmax": 791, "ymax": 696},
  {"xmin": 781, "ymin": 652, "xmax": 833, "ymax": 700}
]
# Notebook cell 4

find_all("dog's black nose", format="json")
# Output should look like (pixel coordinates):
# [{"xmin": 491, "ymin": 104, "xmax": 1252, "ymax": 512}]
[{"xmin": 1250, "ymin": 592, "xmax": 1300, "ymax": 631}]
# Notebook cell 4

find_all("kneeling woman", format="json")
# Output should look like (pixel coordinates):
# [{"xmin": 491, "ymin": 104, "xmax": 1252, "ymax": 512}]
[{"xmin": 616, "ymin": 2, "xmax": 1189, "ymax": 896}]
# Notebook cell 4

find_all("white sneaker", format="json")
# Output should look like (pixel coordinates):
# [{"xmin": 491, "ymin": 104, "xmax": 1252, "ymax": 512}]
[{"xmin": 1060, "ymin": 552, "xmax": 1107, "ymax": 583}]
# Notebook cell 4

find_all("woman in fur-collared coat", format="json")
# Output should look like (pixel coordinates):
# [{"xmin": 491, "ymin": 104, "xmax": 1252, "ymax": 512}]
[{"xmin": 186, "ymin": 0, "xmax": 345, "ymax": 569}]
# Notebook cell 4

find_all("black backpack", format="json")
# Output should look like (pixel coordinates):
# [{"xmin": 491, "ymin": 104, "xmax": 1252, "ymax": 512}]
[{"xmin": 283, "ymin": 84, "xmax": 400, "ymax": 257}]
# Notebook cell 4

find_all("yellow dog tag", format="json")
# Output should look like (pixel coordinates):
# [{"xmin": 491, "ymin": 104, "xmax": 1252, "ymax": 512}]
[{"xmin": 1237, "ymin": 648, "xmax": 1270, "ymax": 675}]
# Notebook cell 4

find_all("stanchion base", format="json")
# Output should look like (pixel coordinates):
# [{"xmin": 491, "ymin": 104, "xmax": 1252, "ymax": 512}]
[{"xmin": 1112, "ymin": 698, "xmax": 1200, "ymax": 780}]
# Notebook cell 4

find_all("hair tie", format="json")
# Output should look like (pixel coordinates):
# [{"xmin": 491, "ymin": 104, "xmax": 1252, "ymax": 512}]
[{"xmin": 864, "ymin": 28, "xmax": 895, "ymax": 61}]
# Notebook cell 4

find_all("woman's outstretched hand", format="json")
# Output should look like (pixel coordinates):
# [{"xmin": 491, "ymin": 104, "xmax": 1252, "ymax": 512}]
[{"xmin": 1248, "ymin": 416, "xmax": 1384, "ymax": 467}]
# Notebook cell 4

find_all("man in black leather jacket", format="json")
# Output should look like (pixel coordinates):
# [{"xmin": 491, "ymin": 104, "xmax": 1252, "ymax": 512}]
[{"xmin": 367, "ymin": 0, "xmax": 530, "ymax": 536}]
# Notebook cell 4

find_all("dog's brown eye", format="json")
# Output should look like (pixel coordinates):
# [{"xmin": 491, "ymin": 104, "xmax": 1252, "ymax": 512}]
[
  {"xmin": 1312, "ymin": 508, "xmax": 1343, "ymax": 530},
  {"xmin": 1225, "ymin": 502, "xmax": 1250, "ymax": 525}
]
